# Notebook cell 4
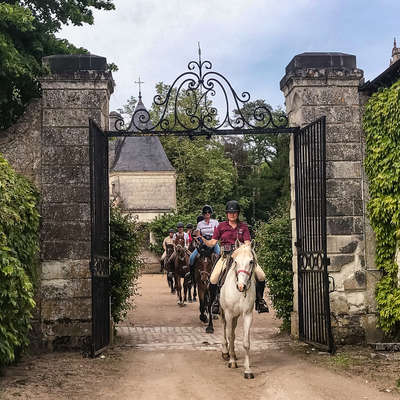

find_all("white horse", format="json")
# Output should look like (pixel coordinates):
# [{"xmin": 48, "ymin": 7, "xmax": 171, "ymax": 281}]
[{"xmin": 220, "ymin": 243, "xmax": 256, "ymax": 379}]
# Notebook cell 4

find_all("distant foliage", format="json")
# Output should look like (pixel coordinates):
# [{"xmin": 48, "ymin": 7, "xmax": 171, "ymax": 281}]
[
  {"xmin": 0, "ymin": 155, "xmax": 39, "ymax": 367},
  {"xmin": 110, "ymin": 205, "xmax": 144, "ymax": 324},
  {"xmin": 0, "ymin": 1, "xmax": 115, "ymax": 130},
  {"xmin": 255, "ymin": 202, "xmax": 293, "ymax": 331},
  {"xmin": 363, "ymin": 80, "xmax": 400, "ymax": 336},
  {"xmin": 148, "ymin": 212, "xmax": 198, "ymax": 255}
]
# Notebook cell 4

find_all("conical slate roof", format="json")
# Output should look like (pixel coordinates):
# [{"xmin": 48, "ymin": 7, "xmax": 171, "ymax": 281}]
[{"xmin": 110, "ymin": 98, "xmax": 174, "ymax": 172}]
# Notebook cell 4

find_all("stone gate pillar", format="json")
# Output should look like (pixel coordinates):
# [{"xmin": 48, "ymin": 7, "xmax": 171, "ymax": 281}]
[
  {"xmin": 39, "ymin": 55, "xmax": 114, "ymax": 349},
  {"xmin": 280, "ymin": 52, "xmax": 380, "ymax": 344}
]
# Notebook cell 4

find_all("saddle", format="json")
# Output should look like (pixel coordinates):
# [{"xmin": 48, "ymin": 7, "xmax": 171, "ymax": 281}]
[{"xmin": 216, "ymin": 245, "xmax": 236, "ymax": 288}]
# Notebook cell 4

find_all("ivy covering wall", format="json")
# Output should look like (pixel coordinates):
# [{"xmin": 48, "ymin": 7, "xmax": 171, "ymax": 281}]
[
  {"xmin": 363, "ymin": 80, "xmax": 400, "ymax": 336},
  {"xmin": 0, "ymin": 155, "xmax": 39, "ymax": 367}
]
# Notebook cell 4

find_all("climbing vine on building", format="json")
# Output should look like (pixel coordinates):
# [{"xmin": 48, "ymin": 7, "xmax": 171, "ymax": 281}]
[{"xmin": 363, "ymin": 80, "xmax": 400, "ymax": 336}]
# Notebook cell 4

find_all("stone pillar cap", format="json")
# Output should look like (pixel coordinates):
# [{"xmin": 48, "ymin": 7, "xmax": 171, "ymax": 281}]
[
  {"xmin": 280, "ymin": 52, "xmax": 358, "ymax": 89},
  {"xmin": 42, "ymin": 54, "xmax": 107, "ymax": 74}
]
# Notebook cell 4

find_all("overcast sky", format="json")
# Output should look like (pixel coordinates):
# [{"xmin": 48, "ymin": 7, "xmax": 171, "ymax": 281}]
[{"xmin": 59, "ymin": 0, "xmax": 400, "ymax": 114}]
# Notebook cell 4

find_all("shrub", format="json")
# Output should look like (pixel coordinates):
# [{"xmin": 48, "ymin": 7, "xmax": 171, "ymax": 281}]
[
  {"xmin": 0, "ymin": 155, "xmax": 39, "ymax": 367},
  {"xmin": 147, "ymin": 211, "xmax": 198, "ymax": 255},
  {"xmin": 110, "ymin": 205, "xmax": 145, "ymax": 324},
  {"xmin": 255, "ymin": 202, "xmax": 293, "ymax": 331}
]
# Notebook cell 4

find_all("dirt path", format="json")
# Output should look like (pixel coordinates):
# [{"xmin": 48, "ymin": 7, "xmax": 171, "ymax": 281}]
[{"xmin": 0, "ymin": 274, "xmax": 398, "ymax": 399}]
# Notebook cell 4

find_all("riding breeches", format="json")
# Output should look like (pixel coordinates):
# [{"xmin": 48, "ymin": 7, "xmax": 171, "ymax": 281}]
[
  {"xmin": 161, "ymin": 251, "xmax": 166, "ymax": 261},
  {"xmin": 210, "ymin": 257, "xmax": 266, "ymax": 285}
]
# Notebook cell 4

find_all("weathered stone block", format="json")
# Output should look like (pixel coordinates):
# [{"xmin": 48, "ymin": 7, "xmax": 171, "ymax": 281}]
[
  {"xmin": 326, "ymin": 124, "xmax": 361, "ymax": 143},
  {"xmin": 42, "ymin": 166, "xmax": 90, "ymax": 185},
  {"xmin": 41, "ymin": 260, "xmax": 91, "ymax": 280},
  {"xmin": 42, "ymin": 89, "xmax": 108, "ymax": 109},
  {"xmin": 327, "ymin": 217, "xmax": 354, "ymax": 235},
  {"xmin": 328, "ymin": 254, "xmax": 355, "ymax": 272},
  {"xmin": 41, "ymin": 278, "xmax": 91, "ymax": 299},
  {"xmin": 41, "ymin": 297, "xmax": 91, "ymax": 321},
  {"xmin": 326, "ymin": 179, "xmax": 361, "ymax": 199},
  {"xmin": 41, "ymin": 221, "xmax": 90, "ymax": 241},
  {"xmin": 302, "ymin": 105, "xmax": 359, "ymax": 125},
  {"xmin": 41, "ymin": 203, "xmax": 90, "ymax": 221},
  {"xmin": 326, "ymin": 161, "xmax": 361, "ymax": 179},
  {"xmin": 330, "ymin": 292, "xmax": 349, "ymax": 314},
  {"xmin": 41, "ymin": 320, "xmax": 91, "ymax": 338},
  {"xmin": 41, "ymin": 240, "xmax": 90, "ymax": 260},
  {"xmin": 42, "ymin": 109, "xmax": 102, "ymax": 127},
  {"xmin": 327, "ymin": 198, "xmax": 357, "ymax": 217},
  {"xmin": 327, "ymin": 235, "xmax": 362, "ymax": 254},
  {"xmin": 42, "ymin": 145, "xmax": 89, "ymax": 166},
  {"xmin": 42, "ymin": 127, "xmax": 89, "ymax": 146},
  {"xmin": 326, "ymin": 143, "xmax": 361, "ymax": 161},
  {"xmin": 42, "ymin": 184, "xmax": 90, "ymax": 202},
  {"xmin": 302, "ymin": 87, "xmax": 360, "ymax": 106},
  {"xmin": 346, "ymin": 291, "xmax": 366, "ymax": 313},
  {"xmin": 344, "ymin": 270, "xmax": 366, "ymax": 291}
]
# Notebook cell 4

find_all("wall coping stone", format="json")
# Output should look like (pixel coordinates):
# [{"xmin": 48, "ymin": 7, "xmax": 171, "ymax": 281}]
[
  {"xmin": 280, "ymin": 52, "xmax": 362, "ymax": 90},
  {"xmin": 43, "ymin": 54, "xmax": 107, "ymax": 73}
]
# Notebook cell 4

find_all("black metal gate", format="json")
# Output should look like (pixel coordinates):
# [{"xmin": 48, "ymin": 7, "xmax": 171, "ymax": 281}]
[
  {"xmin": 89, "ymin": 119, "xmax": 110, "ymax": 357},
  {"xmin": 293, "ymin": 116, "xmax": 334, "ymax": 353}
]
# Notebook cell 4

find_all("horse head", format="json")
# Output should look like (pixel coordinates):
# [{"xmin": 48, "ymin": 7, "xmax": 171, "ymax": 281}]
[{"xmin": 231, "ymin": 244, "xmax": 255, "ymax": 293}]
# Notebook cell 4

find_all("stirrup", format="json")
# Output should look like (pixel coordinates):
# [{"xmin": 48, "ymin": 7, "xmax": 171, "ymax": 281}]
[{"xmin": 255, "ymin": 299, "xmax": 269, "ymax": 313}]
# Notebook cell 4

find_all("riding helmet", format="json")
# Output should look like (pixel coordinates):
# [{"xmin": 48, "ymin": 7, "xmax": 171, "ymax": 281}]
[
  {"xmin": 177, "ymin": 222, "xmax": 185, "ymax": 228},
  {"xmin": 197, "ymin": 215, "xmax": 204, "ymax": 224},
  {"xmin": 186, "ymin": 223, "xmax": 193, "ymax": 229},
  {"xmin": 226, "ymin": 200, "xmax": 240, "ymax": 213},
  {"xmin": 202, "ymin": 204, "xmax": 213, "ymax": 214},
  {"xmin": 168, "ymin": 228, "xmax": 174, "ymax": 233}
]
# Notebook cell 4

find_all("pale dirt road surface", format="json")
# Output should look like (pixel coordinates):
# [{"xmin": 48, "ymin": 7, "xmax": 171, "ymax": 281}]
[{"xmin": 0, "ymin": 273, "xmax": 398, "ymax": 399}]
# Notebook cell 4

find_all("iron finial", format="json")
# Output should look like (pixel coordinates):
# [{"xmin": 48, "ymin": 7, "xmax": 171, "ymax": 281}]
[
  {"xmin": 134, "ymin": 76, "xmax": 144, "ymax": 100},
  {"xmin": 198, "ymin": 42, "xmax": 202, "ymax": 64}
]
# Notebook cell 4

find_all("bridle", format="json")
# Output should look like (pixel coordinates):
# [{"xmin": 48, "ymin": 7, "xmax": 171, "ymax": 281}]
[
  {"xmin": 176, "ymin": 244, "xmax": 186, "ymax": 261},
  {"xmin": 233, "ymin": 255, "xmax": 255, "ymax": 296}
]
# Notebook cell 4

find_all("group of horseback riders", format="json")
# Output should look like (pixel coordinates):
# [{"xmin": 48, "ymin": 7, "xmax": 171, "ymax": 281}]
[{"xmin": 160, "ymin": 200, "xmax": 269, "ymax": 314}]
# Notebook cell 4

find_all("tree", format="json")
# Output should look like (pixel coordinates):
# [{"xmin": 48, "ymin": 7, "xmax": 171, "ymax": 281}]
[
  {"xmin": 223, "ymin": 101, "xmax": 290, "ymax": 223},
  {"xmin": 148, "ymin": 82, "xmax": 237, "ymax": 216},
  {"xmin": 0, "ymin": 1, "xmax": 115, "ymax": 130}
]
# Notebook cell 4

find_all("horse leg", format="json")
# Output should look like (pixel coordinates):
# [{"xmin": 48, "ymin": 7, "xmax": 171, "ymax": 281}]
[
  {"xmin": 191, "ymin": 268, "xmax": 197, "ymax": 302},
  {"xmin": 225, "ymin": 313, "xmax": 238, "ymax": 369},
  {"xmin": 176, "ymin": 275, "xmax": 183, "ymax": 305},
  {"xmin": 221, "ymin": 309, "xmax": 229, "ymax": 361},
  {"xmin": 199, "ymin": 287, "xmax": 208, "ymax": 323},
  {"xmin": 205, "ymin": 290, "xmax": 214, "ymax": 333},
  {"xmin": 243, "ymin": 312, "xmax": 254, "ymax": 379}
]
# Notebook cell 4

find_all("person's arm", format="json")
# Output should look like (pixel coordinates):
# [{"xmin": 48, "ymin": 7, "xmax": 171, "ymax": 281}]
[
  {"xmin": 163, "ymin": 238, "xmax": 167, "ymax": 250},
  {"xmin": 203, "ymin": 238, "xmax": 218, "ymax": 247}
]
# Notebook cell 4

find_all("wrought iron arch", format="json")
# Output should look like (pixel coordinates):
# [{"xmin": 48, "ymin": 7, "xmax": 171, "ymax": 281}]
[{"xmin": 109, "ymin": 57, "xmax": 295, "ymax": 138}]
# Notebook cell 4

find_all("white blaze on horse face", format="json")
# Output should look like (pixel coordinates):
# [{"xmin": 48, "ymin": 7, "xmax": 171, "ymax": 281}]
[{"xmin": 233, "ymin": 246, "xmax": 253, "ymax": 292}]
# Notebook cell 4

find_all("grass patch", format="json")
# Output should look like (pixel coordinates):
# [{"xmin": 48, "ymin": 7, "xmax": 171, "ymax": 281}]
[{"xmin": 329, "ymin": 353, "xmax": 352, "ymax": 368}]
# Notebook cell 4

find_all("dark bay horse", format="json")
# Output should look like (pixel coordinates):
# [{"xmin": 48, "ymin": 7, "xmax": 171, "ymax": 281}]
[
  {"xmin": 174, "ymin": 244, "xmax": 191, "ymax": 306},
  {"xmin": 194, "ymin": 243, "xmax": 216, "ymax": 333},
  {"xmin": 165, "ymin": 243, "xmax": 175, "ymax": 293}
]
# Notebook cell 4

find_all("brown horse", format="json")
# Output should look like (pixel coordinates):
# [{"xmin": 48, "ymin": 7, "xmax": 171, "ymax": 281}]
[
  {"xmin": 174, "ymin": 244, "xmax": 191, "ymax": 306},
  {"xmin": 194, "ymin": 241, "xmax": 217, "ymax": 332},
  {"xmin": 165, "ymin": 243, "xmax": 175, "ymax": 293}
]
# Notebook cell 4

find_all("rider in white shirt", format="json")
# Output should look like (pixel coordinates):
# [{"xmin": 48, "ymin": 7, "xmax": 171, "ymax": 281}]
[{"xmin": 189, "ymin": 205, "xmax": 221, "ymax": 267}]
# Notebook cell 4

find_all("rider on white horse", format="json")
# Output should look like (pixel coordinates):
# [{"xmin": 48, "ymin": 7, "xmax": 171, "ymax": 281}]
[{"xmin": 200, "ymin": 200, "xmax": 269, "ymax": 313}]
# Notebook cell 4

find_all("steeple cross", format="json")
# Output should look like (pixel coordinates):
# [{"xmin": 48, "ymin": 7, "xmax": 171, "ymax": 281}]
[{"xmin": 134, "ymin": 77, "xmax": 144, "ymax": 99}]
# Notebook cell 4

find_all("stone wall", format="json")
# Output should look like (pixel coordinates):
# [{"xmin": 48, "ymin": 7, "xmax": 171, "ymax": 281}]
[
  {"xmin": 0, "ymin": 54, "xmax": 114, "ymax": 350},
  {"xmin": 281, "ymin": 52, "xmax": 382, "ymax": 344}
]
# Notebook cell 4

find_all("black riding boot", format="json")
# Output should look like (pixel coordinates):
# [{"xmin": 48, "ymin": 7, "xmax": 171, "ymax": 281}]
[
  {"xmin": 255, "ymin": 280, "xmax": 269, "ymax": 313},
  {"xmin": 209, "ymin": 283, "xmax": 220, "ymax": 314}
]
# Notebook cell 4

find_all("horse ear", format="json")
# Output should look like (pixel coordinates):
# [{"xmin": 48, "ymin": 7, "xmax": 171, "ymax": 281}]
[
  {"xmin": 235, "ymin": 239, "xmax": 241, "ymax": 249},
  {"xmin": 251, "ymin": 239, "xmax": 256, "ymax": 250}
]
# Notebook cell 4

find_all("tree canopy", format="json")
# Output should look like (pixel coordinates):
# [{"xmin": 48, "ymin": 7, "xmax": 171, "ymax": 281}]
[{"xmin": 0, "ymin": 1, "xmax": 115, "ymax": 130}]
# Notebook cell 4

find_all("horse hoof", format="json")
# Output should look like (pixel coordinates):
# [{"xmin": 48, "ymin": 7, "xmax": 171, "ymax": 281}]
[
  {"xmin": 188, "ymin": 299, "xmax": 193, "ymax": 303},
  {"xmin": 228, "ymin": 362, "xmax": 238, "ymax": 369},
  {"xmin": 244, "ymin": 372, "xmax": 254, "ymax": 379},
  {"xmin": 200, "ymin": 315, "xmax": 208, "ymax": 323},
  {"xmin": 205, "ymin": 326, "xmax": 214, "ymax": 334},
  {"xmin": 221, "ymin": 353, "xmax": 230, "ymax": 361}
]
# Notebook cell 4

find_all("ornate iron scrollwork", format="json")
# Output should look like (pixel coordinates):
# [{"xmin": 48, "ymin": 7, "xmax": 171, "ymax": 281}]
[{"xmin": 113, "ymin": 58, "xmax": 288, "ymax": 135}]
